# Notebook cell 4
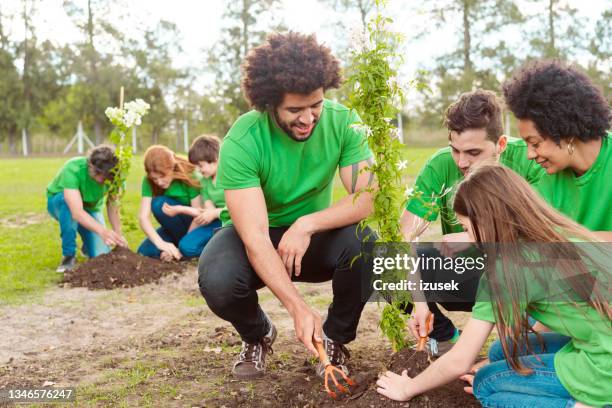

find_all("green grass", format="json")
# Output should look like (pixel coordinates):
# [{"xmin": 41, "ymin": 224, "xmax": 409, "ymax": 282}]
[{"xmin": 0, "ymin": 147, "xmax": 438, "ymax": 305}]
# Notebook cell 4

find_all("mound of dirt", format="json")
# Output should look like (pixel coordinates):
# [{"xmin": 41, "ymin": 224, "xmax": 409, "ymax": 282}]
[{"xmin": 62, "ymin": 247, "xmax": 185, "ymax": 290}]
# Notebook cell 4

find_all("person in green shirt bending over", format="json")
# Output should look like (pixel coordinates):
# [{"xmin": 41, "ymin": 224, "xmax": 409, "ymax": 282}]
[
  {"xmin": 198, "ymin": 32, "xmax": 375, "ymax": 380},
  {"xmin": 502, "ymin": 59, "xmax": 612, "ymax": 239},
  {"xmin": 377, "ymin": 164, "xmax": 610, "ymax": 408},
  {"xmin": 401, "ymin": 90, "xmax": 544, "ymax": 357},
  {"xmin": 46, "ymin": 145, "xmax": 128, "ymax": 272},
  {"xmin": 161, "ymin": 135, "xmax": 224, "ymax": 254}
]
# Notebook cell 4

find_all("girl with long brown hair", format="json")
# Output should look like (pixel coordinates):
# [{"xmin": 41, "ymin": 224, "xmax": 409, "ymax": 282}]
[
  {"xmin": 137, "ymin": 145, "xmax": 203, "ymax": 261},
  {"xmin": 376, "ymin": 164, "xmax": 611, "ymax": 407}
]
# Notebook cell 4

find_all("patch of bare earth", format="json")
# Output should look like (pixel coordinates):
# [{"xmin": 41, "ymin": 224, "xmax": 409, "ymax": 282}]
[{"xmin": 1, "ymin": 262, "xmax": 476, "ymax": 407}]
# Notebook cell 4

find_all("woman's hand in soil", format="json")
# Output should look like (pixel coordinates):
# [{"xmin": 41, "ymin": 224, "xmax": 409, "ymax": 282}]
[
  {"xmin": 277, "ymin": 218, "xmax": 313, "ymax": 277},
  {"xmin": 158, "ymin": 241, "xmax": 182, "ymax": 260},
  {"xmin": 409, "ymin": 302, "xmax": 433, "ymax": 339},
  {"xmin": 376, "ymin": 369, "xmax": 414, "ymax": 401}
]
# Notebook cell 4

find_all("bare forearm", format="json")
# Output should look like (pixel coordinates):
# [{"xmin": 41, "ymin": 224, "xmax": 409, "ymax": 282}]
[
  {"xmin": 593, "ymin": 231, "xmax": 612, "ymax": 241},
  {"xmin": 245, "ymin": 236, "xmax": 306, "ymax": 313},
  {"xmin": 175, "ymin": 205, "xmax": 201, "ymax": 218},
  {"xmin": 139, "ymin": 217, "xmax": 165, "ymax": 248},
  {"xmin": 408, "ymin": 352, "xmax": 470, "ymax": 398},
  {"xmin": 299, "ymin": 191, "xmax": 373, "ymax": 234},
  {"xmin": 107, "ymin": 204, "xmax": 122, "ymax": 234},
  {"xmin": 73, "ymin": 210, "xmax": 106, "ymax": 235}
]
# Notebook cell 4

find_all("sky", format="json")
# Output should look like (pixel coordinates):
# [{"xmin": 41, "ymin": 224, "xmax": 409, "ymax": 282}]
[{"xmin": 1, "ymin": 0, "xmax": 609, "ymax": 87}]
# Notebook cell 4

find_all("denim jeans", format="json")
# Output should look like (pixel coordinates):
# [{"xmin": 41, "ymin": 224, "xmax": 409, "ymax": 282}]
[
  {"xmin": 137, "ymin": 196, "xmax": 220, "ymax": 258},
  {"xmin": 198, "ymin": 224, "xmax": 375, "ymax": 344},
  {"xmin": 47, "ymin": 192, "xmax": 110, "ymax": 257},
  {"xmin": 474, "ymin": 333, "xmax": 575, "ymax": 408}
]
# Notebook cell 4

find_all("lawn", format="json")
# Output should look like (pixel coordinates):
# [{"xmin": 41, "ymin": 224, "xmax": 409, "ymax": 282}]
[{"xmin": 0, "ymin": 147, "xmax": 437, "ymax": 305}]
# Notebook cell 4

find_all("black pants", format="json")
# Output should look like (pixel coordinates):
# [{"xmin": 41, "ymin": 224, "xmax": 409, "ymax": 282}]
[
  {"xmin": 198, "ymin": 224, "xmax": 375, "ymax": 344},
  {"xmin": 401, "ymin": 245, "xmax": 483, "ymax": 342}
]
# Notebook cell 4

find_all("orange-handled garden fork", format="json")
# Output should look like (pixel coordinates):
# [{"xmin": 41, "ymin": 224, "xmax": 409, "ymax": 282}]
[
  {"xmin": 416, "ymin": 311, "xmax": 434, "ymax": 352},
  {"xmin": 314, "ymin": 340, "xmax": 356, "ymax": 399}
]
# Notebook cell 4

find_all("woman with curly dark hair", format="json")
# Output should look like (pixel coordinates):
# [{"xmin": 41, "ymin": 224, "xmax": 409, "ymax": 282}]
[
  {"xmin": 198, "ymin": 32, "xmax": 375, "ymax": 381},
  {"xmin": 502, "ymin": 60, "xmax": 611, "ymax": 239}
]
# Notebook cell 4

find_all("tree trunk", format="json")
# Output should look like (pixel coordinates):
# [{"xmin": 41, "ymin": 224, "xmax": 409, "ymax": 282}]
[
  {"xmin": 462, "ymin": 0, "xmax": 472, "ymax": 73},
  {"xmin": 8, "ymin": 130, "xmax": 16, "ymax": 154},
  {"xmin": 548, "ymin": 0, "xmax": 555, "ymax": 54}
]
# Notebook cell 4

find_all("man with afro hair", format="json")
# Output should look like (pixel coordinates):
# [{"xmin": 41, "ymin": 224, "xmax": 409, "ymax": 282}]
[{"xmin": 198, "ymin": 32, "xmax": 376, "ymax": 380}]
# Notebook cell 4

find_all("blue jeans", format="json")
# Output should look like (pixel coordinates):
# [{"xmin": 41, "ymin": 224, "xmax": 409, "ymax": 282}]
[
  {"xmin": 47, "ymin": 192, "xmax": 110, "ymax": 257},
  {"xmin": 137, "ymin": 196, "xmax": 221, "ymax": 258},
  {"xmin": 474, "ymin": 333, "xmax": 575, "ymax": 408}
]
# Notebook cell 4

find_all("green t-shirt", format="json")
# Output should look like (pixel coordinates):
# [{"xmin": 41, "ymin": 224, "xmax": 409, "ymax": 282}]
[
  {"xmin": 216, "ymin": 99, "xmax": 372, "ymax": 227},
  {"xmin": 535, "ymin": 134, "xmax": 612, "ymax": 231},
  {"xmin": 472, "ymin": 254, "xmax": 612, "ymax": 407},
  {"xmin": 197, "ymin": 174, "xmax": 225, "ymax": 208},
  {"xmin": 406, "ymin": 137, "xmax": 544, "ymax": 234},
  {"xmin": 141, "ymin": 176, "xmax": 200, "ymax": 206},
  {"xmin": 46, "ymin": 157, "xmax": 109, "ymax": 211}
]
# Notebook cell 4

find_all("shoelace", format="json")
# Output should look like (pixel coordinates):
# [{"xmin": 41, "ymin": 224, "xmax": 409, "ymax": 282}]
[
  {"xmin": 326, "ymin": 340, "xmax": 350, "ymax": 365},
  {"xmin": 239, "ymin": 339, "xmax": 274, "ymax": 362}
]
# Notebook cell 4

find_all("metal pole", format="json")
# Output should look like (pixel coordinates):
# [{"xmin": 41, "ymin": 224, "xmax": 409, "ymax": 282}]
[
  {"xmin": 132, "ymin": 127, "xmax": 137, "ymax": 153},
  {"xmin": 22, "ymin": 129, "xmax": 28, "ymax": 156},
  {"xmin": 77, "ymin": 121, "xmax": 84, "ymax": 154},
  {"xmin": 183, "ymin": 120, "xmax": 188, "ymax": 152}
]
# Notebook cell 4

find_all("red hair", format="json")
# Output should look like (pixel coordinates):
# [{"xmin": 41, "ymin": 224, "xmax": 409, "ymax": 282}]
[{"xmin": 143, "ymin": 145, "xmax": 199, "ymax": 196}]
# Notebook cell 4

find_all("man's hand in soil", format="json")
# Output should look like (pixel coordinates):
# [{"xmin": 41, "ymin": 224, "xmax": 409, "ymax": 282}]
[
  {"xmin": 434, "ymin": 232, "xmax": 472, "ymax": 257},
  {"xmin": 376, "ymin": 369, "xmax": 414, "ymax": 401},
  {"xmin": 291, "ymin": 304, "xmax": 322, "ymax": 356},
  {"xmin": 409, "ymin": 302, "xmax": 433, "ymax": 339},
  {"xmin": 277, "ymin": 218, "xmax": 313, "ymax": 277},
  {"xmin": 158, "ymin": 241, "xmax": 182, "ymax": 260},
  {"xmin": 101, "ymin": 229, "xmax": 127, "ymax": 248}
]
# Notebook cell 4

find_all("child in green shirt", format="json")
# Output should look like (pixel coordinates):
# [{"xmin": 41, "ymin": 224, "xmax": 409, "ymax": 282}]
[
  {"xmin": 161, "ymin": 135, "xmax": 225, "ymax": 229},
  {"xmin": 377, "ymin": 165, "xmax": 611, "ymax": 408}
]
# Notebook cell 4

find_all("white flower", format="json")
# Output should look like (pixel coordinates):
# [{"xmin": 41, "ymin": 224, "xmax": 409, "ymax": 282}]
[
  {"xmin": 405, "ymin": 187, "xmax": 414, "ymax": 197},
  {"xmin": 350, "ymin": 123, "xmax": 373, "ymax": 137},
  {"xmin": 397, "ymin": 160, "xmax": 408, "ymax": 171},
  {"xmin": 123, "ymin": 110, "xmax": 140, "ymax": 128},
  {"xmin": 125, "ymin": 99, "xmax": 150, "ymax": 116},
  {"xmin": 105, "ymin": 107, "xmax": 124, "ymax": 123}
]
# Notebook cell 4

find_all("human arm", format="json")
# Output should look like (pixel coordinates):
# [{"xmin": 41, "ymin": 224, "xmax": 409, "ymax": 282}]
[
  {"xmin": 137, "ymin": 196, "xmax": 182, "ymax": 260},
  {"xmin": 186, "ymin": 196, "xmax": 203, "ymax": 232},
  {"xmin": 63, "ymin": 189, "xmax": 125, "ymax": 247},
  {"xmin": 193, "ymin": 200, "xmax": 222, "ymax": 226},
  {"xmin": 593, "ymin": 231, "xmax": 612, "ymax": 241},
  {"xmin": 376, "ymin": 318, "xmax": 494, "ymax": 401},
  {"xmin": 225, "ymin": 187, "xmax": 322, "ymax": 356},
  {"xmin": 162, "ymin": 203, "xmax": 201, "ymax": 218},
  {"xmin": 277, "ymin": 159, "xmax": 374, "ymax": 276},
  {"xmin": 105, "ymin": 199, "xmax": 127, "ymax": 247}
]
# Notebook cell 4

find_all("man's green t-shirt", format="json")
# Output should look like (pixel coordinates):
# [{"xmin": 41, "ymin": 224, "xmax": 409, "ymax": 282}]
[
  {"xmin": 216, "ymin": 99, "xmax": 372, "ymax": 227},
  {"xmin": 472, "ymin": 253, "xmax": 612, "ymax": 407},
  {"xmin": 46, "ymin": 157, "xmax": 109, "ymax": 211},
  {"xmin": 197, "ymin": 174, "xmax": 225, "ymax": 208},
  {"xmin": 535, "ymin": 133, "xmax": 612, "ymax": 231},
  {"xmin": 141, "ymin": 177, "xmax": 200, "ymax": 206},
  {"xmin": 405, "ymin": 137, "xmax": 544, "ymax": 235}
]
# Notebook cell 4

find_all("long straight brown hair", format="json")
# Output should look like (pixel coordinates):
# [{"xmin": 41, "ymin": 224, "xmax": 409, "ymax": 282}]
[
  {"xmin": 143, "ymin": 145, "xmax": 200, "ymax": 196},
  {"xmin": 453, "ymin": 164, "xmax": 611, "ymax": 374}
]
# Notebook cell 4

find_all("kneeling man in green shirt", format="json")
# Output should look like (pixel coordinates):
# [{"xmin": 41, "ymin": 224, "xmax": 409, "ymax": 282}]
[{"xmin": 198, "ymin": 32, "xmax": 376, "ymax": 380}]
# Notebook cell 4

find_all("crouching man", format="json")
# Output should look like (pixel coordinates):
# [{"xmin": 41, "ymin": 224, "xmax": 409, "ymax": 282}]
[{"xmin": 198, "ymin": 32, "xmax": 376, "ymax": 380}]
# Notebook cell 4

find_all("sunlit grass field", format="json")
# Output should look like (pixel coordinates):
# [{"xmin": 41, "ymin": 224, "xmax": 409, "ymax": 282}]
[{"xmin": 0, "ymin": 147, "xmax": 437, "ymax": 305}]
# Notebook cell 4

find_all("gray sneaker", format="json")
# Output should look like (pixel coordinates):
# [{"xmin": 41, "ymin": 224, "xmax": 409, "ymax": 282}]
[
  {"xmin": 56, "ymin": 255, "xmax": 76, "ymax": 273},
  {"xmin": 231, "ymin": 322, "xmax": 277, "ymax": 380},
  {"xmin": 315, "ymin": 333, "xmax": 350, "ymax": 378}
]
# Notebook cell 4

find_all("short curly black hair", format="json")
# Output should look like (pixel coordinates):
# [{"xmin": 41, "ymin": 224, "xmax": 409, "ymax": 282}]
[
  {"xmin": 502, "ymin": 59, "xmax": 611, "ymax": 144},
  {"xmin": 241, "ymin": 32, "xmax": 342, "ymax": 111}
]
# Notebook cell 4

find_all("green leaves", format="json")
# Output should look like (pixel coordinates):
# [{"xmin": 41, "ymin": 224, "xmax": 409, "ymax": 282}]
[{"xmin": 347, "ymin": 0, "xmax": 412, "ymax": 350}]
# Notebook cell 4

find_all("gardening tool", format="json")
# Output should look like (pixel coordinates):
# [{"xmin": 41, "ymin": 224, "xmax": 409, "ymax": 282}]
[
  {"xmin": 415, "ymin": 311, "xmax": 434, "ymax": 352},
  {"xmin": 314, "ymin": 339, "xmax": 356, "ymax": 399}
]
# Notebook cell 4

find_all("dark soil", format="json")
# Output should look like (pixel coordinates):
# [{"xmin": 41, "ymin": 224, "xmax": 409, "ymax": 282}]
[
  {"xmin": 62, "ymin": 247, "xmax": 184, "ymax": 290},
  {"xmin": 207, "ymin": 342, "xmax": 480, "ymax": 408}
]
